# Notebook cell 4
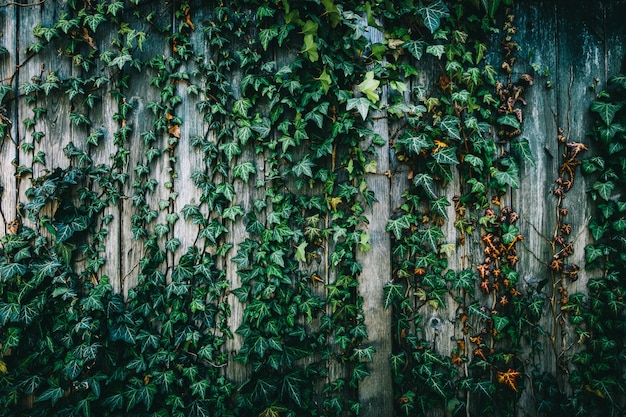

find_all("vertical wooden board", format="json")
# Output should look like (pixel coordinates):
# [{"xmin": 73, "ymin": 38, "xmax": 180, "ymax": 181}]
[
  {"xmin": 21, "ymin": 3, "xmax": 73, "ymax": 175},
  {"xmin": 356, "ymin": 60, "xmax": 392, "ymax": 415},
  {"xmin": 0, "ymin": 4, "xmax": 18, "ymax": 234},
  {"xmin": 170, "ymin": 22, "xmax": 205, "ymax": 266},
  {"xmin": 509, "ymin": 0, "xmax": 560, "ymax": 379},
  {"xmin": 545, "ymin": 0, "xmax": 605, "ymax": 391},
  {"xmin": 606, "ymin": 1, "xmax": 626, "ymax": 78}
]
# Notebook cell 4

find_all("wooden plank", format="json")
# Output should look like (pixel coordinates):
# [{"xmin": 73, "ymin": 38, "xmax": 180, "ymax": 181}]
[
  {"xmin": 0, "ymin": 3, "xmax": 18, "ymax": 236},
  {"xmin": 356, "ymin": 23, "xmax": 392, "ymax": 414},
  {"xmin": 508, "ymin": 1, "xmax": 561, "ymax": 409}
]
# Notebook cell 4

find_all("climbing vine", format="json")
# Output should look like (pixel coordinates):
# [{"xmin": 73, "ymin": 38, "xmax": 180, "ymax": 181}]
[{"xmin": 1, "ymin": 1, "xmax": 624, "ymax": 417}]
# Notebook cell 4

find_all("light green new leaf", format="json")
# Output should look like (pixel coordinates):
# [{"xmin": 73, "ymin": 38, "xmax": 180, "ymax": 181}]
[
  {"xmin": 316, "ymin": 66, "xmax": 332, "ymax": 93},
  {"xmin": 358, "ymin": 71, "xmax": 380, "ymax": 103}
]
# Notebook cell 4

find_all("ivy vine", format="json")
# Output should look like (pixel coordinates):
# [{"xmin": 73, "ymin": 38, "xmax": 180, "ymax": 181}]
[{"xmin": 1, "ymin": 1, "xmax": 624, "ymax": 417}]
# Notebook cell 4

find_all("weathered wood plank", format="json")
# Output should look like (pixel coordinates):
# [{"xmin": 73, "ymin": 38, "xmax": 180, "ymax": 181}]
[
  {"xmin": 0, "ymin": 3, "xmax": 18, "ymax": 235},
  {"xmin": 357, "ymin": 23, "xmax": 392, "ymax": 414}
]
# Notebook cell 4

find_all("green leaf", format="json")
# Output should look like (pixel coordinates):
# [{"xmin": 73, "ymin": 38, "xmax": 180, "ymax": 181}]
[
  {"xmin": 454, "ymin": 269, "xmax": 476, "ymax": 291},
  {"xmin": 439, "ymin": 115, "xmax": 461, "ymax": 140},
  {"xmin": 387, "ymin": 215, "xmax": 411, "ymax": 239},
  {"xmin": 421, "ymin": 226, "xmax": 444, "ymax": 251},
  {"xmin": 292, "ymin": 155, "xmax": 315, "ymax": 177},
  {"xmin": 498, "ymin": 114, "xmax": 521, "ymax": 129},
  {"xmin": 295, "ymin": 241, "xmax": 307, "ymax": 262},
  {"xmin": 302, "ymin": 34, "xmax": 319, "ymax": 62},
  {"xmin": 585, "ymin": 244, "xmax": 603, "ymax": 264},
  {"xmin": 464, "ymin": 154, "xmax": 484, "ymax": 172},
  {"xmin": 0, "ymin": 262, "xmax": 27, "ymax": 281},
  {"xmin": 433, "ymin": 146, "xmax": 459, "ymax": 165},
  {"xmin": 413, "ymin": 173, "xmax": 437, "ymax": 198},
  {"xmin": 403, "ymin": 39, "xmax": 426, "ymax": 60},
  {"xmin": 491, "ymin": 163, "xmax": 520, "ymax": 189},
  {"xmin": 492, "ymin": 315, "xmax": 510, "ymax": 332},
  {"xmin": 282, "ymin": 373, "xmax": 304, "ymax": 407},
  {"xmin": 384, "ymin": 282, "xmax": 404, "ymax": 309},
  {"xmin": 511, "ymin": 138, "xmax": 536, "ymax": 167},
  {"xmin": 431, "ymin": 196, "xmax": 450, "ymax": 219},
  {"xmin": 591, "ymin": 100, "xmax": 622, "ymax": 125},
  {"xmin": 223, "ymin": 205, "xmax": 245, "ymax": 221},
  {"xmin": 426, "ymin": 44, "xmax": 445, "ymax": 59},
  {"xmin": 592, "ymin": 180, "xmax": 614, "ymax": 200},
  {"xmin": 398, "ymin": 133, "xmax": 433, "ymax": 155},
  {"xmin": 346, "ymin": 97, "xmax": 371, "ymax": 121},
  {"xmin": 417, "ymin": 0, "xmax": 450, "ymax": 33},
  {"xmin": 259, "ymin": 27, "xmax": 278, "ymax": 51},
  {"xmin": 316, "ymin": 66, "xmax": 332, "ymax": 93},
  {"xmin": 233, "ymin": 162, "xmax": 256, "ymax": 182},
  {"xmin": 36, "ymin": 386, "xmax": 65, "ymax": 406},
  {"xmin": 357, "ymin": 71, "xmax": 380, "ymax": 103},
  {"xmin": 219, "ymin": 141, "xmax": 241, "ymax": 161}
]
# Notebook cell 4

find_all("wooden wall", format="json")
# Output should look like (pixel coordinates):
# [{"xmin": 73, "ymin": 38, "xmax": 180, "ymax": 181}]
[{"xmin": 1, "ymin": 1, "xmax": 626, "ymax": 416}]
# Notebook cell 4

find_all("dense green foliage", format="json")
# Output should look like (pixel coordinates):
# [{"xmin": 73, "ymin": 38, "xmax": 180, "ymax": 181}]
[{"xmin": 0, "ymin": 0, "xmax": 624, "ymax": 416}]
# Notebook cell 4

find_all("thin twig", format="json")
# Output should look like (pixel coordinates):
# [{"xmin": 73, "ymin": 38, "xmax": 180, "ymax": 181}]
[{"xmin": 0, "ymin": 0, "xmax": 46, "ymax": 7}]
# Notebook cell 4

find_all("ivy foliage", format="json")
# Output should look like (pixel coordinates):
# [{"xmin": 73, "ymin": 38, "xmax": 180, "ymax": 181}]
[{"xmin": 0, "ymin": 0, "xmax": 622, "ymax": 417}]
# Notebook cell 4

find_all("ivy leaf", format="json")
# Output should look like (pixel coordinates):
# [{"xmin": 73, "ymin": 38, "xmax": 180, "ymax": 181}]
[
  {"xmin": 498, "ymin": 114, "xmax": 521, "ymax": 129},
  {"xmin": 398, "ymin": 133, "xmax": 433, "ymax": 155},
  {"xmin": 491, "ymin": 163, "xmax": 520, "ymax": 189},
  {"xmin": 282, "ymin": 373, "xmax": 304, "ymax": 407},
  {"xmin": 223, "ymin": 205, "xmax": 245, "ymax": 222},
  {"xmin": 413, "ymin": 173, "xmax": 437, "ymax": 199},
  {"xmin": 346, "ymin": 97, "xmax": 371, "ymax": 121},
  {"xmin": 426, "ymin": 44, "xmax": 445, "ymax": 59},
  {"xmin": 431, "ymin": 196, "xmax": 450, "ymax": 219},
  {"xmin": 439, "ymin": 115, "xmax": 461, "ymax": 140},
  {"xmin": 302, "ymin": 34, "xmax": 319, "ymax": 62},
  {"xmin": 36, "ymin": 386, "xmax": 65, "ymax": 406},
  {"xmin": 387, "ymin": 215, "xmax": 411, "ymax": 240},
  {"xmin": 585, "ymin": 244, "xmax": 604, "ymax": 263},
  {"xmin": 292, "ymin": 155, "xmax": 315, "ymax": 177},
  {"xmin": 233, "ymin": 162, "xmax": 256, "ymax": 182},
  {"xmin": 357, "ymin": 71, "xmax": 380, "ymax": 103},
  {"xmin": 454, "ymin": 269, "xmax": 476, "ymax": 291},
  {"xmin": 0, "ymin": 262, "xmax": 27, "ymax": 281},
  {"xmin": 591, "ymin": 100, "xmax": 622, "ymax": 125},
  {"xmin": 219, "ymin": 141, "xmax": 241, "ymax": 161},
  {"xmin": 492, "ymin": 315, "xmax": 510, "ymax": 332},
  {"xmin": 464, "ymin": 154, "xmax": 484, "ymax": 172},
  {"xmin": 421, "ymin": 226, "xmax": 444, "ymax": 251},
  {"xmin": 417, "ymin": 0, "xmax": 450, "ymax": 33},
  {"xmin": 511, "ymin": 138, "xmax": 536, "ymax": 167},
  {"xmin": 259, "ymin": 27, "xmax": 278, "ymax": 51},
  {"xmin": 384, "ymin": 282, "xmax": 404, "ymax": 309},
  {"xmin": 316, "ymin": 66, "xmax": 332, "ymax": 93},
  {"xmin": 433, "ymin": 146, "xmax": 459, "ymax": 165},
  {"xmin": 592, "ymin": 180, "xmax": 614, "ymax": 200},
  {"xmin": 403, "ymin": 39, "xmax": 426, "ymax": 60},
  {"xmin": 295, "ymin": 242, "xmax": 307, "ymax": 262}
]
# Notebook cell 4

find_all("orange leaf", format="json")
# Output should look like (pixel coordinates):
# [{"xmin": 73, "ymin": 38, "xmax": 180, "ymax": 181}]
[
  {"xmin": 497, "ymin": 368, "xmax": 521, "ymax": 392},
  {"xmin": 168, "ymin": 124, "xmax": 181, "ymax": 138}
]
